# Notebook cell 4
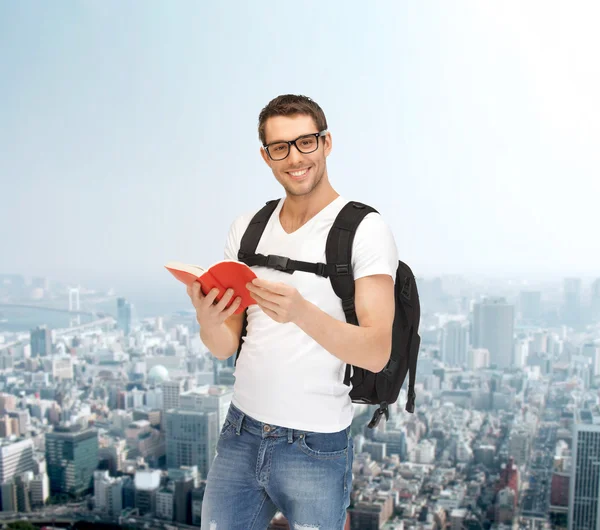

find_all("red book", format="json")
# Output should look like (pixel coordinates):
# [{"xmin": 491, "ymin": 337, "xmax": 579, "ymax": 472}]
[{"xmin": 164, "ymin": 260, "xmax": 257, "ymax": 314}]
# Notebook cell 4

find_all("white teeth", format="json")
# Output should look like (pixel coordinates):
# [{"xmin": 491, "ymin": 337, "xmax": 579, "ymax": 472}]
[{"xmin": 289, "ymin": 169, "xmax": 308, "ymax": 177}]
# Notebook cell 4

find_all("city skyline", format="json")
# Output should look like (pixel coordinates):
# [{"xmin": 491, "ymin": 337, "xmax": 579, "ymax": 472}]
[
  {"xmin": 1, "ymin": 2, "xmax": 599, "ymax": 528},
  {"xmin": 1, "ymin": 267, "xmax": 598, "ymax": 528}
]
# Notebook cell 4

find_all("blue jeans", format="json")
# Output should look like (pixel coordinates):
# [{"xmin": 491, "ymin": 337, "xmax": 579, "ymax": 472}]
[{"xmin": 200, "ymin": 403, "xmax": 354, "ymax": 529}]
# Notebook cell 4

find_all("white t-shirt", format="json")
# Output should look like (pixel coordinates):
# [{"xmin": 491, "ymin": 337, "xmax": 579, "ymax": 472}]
[{"xmin": 223, "ymin": 196, "xmax": 399, "ymax": 433}]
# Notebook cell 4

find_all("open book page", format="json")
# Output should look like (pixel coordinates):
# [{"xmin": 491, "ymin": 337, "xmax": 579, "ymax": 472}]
[
  {"xmin": 164, "ymin": 261, "xmax": 206, "ymax": 276},
  {"xmin": 164, "ymin": 261, "xmax": 206, "ymax": 286}
]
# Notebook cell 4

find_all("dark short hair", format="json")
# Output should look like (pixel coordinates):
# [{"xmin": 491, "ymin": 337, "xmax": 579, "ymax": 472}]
[{"xmin": 258, "ymin": 94, "xmax": 328, "ymax": 145}]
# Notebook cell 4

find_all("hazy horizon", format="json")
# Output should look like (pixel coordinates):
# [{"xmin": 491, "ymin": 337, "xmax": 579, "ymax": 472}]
[{"xmin": 2, "ymin": 2, "xmax": 599, "ymax": 296}]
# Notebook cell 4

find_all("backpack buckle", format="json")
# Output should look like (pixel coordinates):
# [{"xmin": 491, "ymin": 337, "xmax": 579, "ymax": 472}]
[
  {"xmin": 266, "ymin": 254, "xmax": 291, "ymax": 273},
  {"xmin": 367, "ymin": 402, "xmax": 389, "ymax": 428},
  {"xmin": 315, "ymin": 263, "xmax": 328, "ymax": 277},
  {"xmin": 335, "ymin": 263, "xmax": 350, "ymax": 275}
]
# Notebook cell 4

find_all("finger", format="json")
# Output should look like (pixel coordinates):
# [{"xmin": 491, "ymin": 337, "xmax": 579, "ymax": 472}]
[
  {"xmin": 250, "ymin": 287, "xmax": 283, "ymax": 304},
  {"xmin": 250, "ymin": 278, "xmax": 287, "ymax": 294},
  {"xmin": 255, "ymin": 298, "xmax": 280, "ymax": 314},
  {"xmin": 202, "ymin": 288, "xmax": 220, "ymax": 306},
  {"xmin": 223, "ymin": 297, "xmax": 242, "ymax": 319},
  {"xmin": 259, "ymin": 305, "xmax": 281, "ymax": 322},
  {"xmin": 248, "ymin": 289, "xmax": 268, "ymax": 305},
  {"xmin": 214, "ymin": 288, "xmax": 234, "ymax": 312},
  {"xmin": 190, "ymin": 281, "xmax": 204, "ymax": 302}
]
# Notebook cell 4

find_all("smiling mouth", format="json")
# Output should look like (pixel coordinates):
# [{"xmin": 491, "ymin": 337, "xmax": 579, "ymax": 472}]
[{"xmin": 287, "ymin": 167, "xmax": 310, "ymax": 180}]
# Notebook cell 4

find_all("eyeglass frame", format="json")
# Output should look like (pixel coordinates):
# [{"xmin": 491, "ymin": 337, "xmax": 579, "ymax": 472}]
[{"xmin": 263, "ymin": 130, "xmax": 328, "ymax": 161}]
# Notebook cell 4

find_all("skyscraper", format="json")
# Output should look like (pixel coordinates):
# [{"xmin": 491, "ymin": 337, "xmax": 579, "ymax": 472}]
[
  {"xmin": 563, "ymin": 278, "xmax": 582, "ymax": 330},
  {"xmin": 162, "ymin": 379, "xmax": 186, "ymax": 411},
  {"xmin": 591, "ymin": 279, "xmax": 600, "ymax": 322},
  {"xmin": 179, "ymin": 385, "xmax": 232, "ymax": 431},
  {"xmin": 165, "ymin": 409, "xmax": 217, "ymax": 478},
  {"xmin": 519, "ymin": 291, "xmax": 542, "ymax": 323},
  {"xmin": 472, "ymin": 297, "xmax": 515, "ymax": 369},
  {"xmin": 441, "ymin": 320, "xmax": 469, "ymax": 368},
  {"xmin": 117, "ymin": 297, "xmax": 133, "ymax": 336},
  {"xmin": 45, "ymin": 425, "xmax": 99, "ymax": 496},
  {"xmin": 582, "ymin": 343, "xmax": 600, "ymax": 388},
  {"xmin": 569, "ymin": 418, "xmax": 600, "ymax": 530},
  {"xmin": 30, "ymin": 325, "xmax": 52, "ymax": 357},
  {"xmin": 0, "ymin": 438, "xmax": 35, "ymax": 484}
]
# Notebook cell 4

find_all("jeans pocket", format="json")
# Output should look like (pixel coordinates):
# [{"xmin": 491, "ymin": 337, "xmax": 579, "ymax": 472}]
[
  {"xmin": 219, "ymin": 418, "xmax": 236, "ymax": 439},
  {"xmin": 298, "ymin": 429, "xmax": 349, "ymax": 459}
]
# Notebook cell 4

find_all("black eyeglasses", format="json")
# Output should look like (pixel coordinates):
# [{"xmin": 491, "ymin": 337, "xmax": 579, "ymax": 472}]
[{"xmin": 264, "ymin": 130, "xmax": 327, "ymax": 161}]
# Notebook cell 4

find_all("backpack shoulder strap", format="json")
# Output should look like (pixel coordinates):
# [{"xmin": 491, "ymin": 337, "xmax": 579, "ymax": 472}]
[
  {"xmin": 237, "ymin": 199, "xmax": 280, "ymax": 260},
  {"xmin": 326, "ymin": 201, "xmax": 378, "ymax": 385},
  {"xmin": 238, "ymin": 198, "xmax": 331, "ymax": 277},
  {"xmin": 235, "ymin": 199, "xmax": 279, "ymax": 365},
  {"xmin": 326, "ymin": 201, "xmax": 378, "ymax": 325}
]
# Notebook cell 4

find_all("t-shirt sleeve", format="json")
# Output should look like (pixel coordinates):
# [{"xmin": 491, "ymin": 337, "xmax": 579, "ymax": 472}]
[
  {"xmin": 351, "ymin": 212, "xmax": 399, "ymax": 282},
  {"xmin": 224, "ymin": 212, "xmax": 253, "ymax": 261}
]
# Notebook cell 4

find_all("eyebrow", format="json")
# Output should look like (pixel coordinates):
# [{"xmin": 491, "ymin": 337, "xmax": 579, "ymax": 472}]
[{"xmin": 265, "ymin": 132, "xmax": 318, "ymax": 145}]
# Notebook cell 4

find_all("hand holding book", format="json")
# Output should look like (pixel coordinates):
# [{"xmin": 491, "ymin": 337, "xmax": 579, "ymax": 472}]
[
  {"xmin": 164, "ymin": 260, "xmax": 257, "ymax": 315},
  {"xmin": 186, "ymin": 280, "xmax": 242, "ymax": 328}
]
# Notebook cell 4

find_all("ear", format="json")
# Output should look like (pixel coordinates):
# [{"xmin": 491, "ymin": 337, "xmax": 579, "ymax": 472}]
[
  {"xmin": 323, "ymin": 131, "xmax": 332, "ymax": 158},
  {"xmin": 260, "ymin": 146, "xmax": 272, "ymax": 167}
]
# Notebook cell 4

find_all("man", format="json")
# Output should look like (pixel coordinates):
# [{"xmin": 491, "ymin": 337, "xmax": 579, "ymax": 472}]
[{"xmin": 189, "ymin": 94, "xmax": 398, "ymax": 529}]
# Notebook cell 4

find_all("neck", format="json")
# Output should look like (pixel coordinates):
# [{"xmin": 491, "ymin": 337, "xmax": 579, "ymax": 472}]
[{"xmin": 280, "ymin": 181, "xmax": 339, "ymax": 232}]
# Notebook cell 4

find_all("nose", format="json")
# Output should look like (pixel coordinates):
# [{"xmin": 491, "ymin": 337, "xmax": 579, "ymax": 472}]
[{"xmin": 287, "ymin": 143, "xmax": 304, "ymax": 165}]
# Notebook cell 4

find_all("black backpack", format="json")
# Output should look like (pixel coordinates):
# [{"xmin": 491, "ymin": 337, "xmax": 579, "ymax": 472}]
[{"xmin": 235, "ymin": 199, "xmax": 421, "ymax": 428}]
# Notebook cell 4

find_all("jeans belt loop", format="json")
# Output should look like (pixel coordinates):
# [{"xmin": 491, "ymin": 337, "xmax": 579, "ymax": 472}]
[{"xmin": 236, "ymin": 413, "xmax": 244, "ymax": 435}]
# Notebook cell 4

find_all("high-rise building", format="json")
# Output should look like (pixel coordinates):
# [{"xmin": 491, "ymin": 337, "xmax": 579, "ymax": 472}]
[
  {"xmin": 162, "ymin": 380, "xmax": 186, "ymax": 411},
  {"xmin": 349, "ymin": 493, "xmax": 394, "ymax": 529},
  {"xmin": 472, "ymin": 297, "xmax": 515, "ymax": 369},
  {"xmin": 519, "ymin": 291, "xmax": 542, "ymax": 323},
  {"xmin": 117, "ymin": 297, "xmax": 133, "ymax": 336},
  {"xmin": 30, "ymin": 325, "xmax": 52, "ymax": 357},
  {"xmin": 179, "ymin": 385, "xmax": 232, "ymax": 431},
  {"xmin": 28, "ymin": 471, "xmax": 50, "ymax": 507},
  {"xmin": 43, "ymin": 356, "xmax": 74, "ymax": 381},
  {"xmin": 582, "ymin": 343, "xmax": 600, "ymax": 387},
  {"xmin": 174, "ymin": 477, "xmax": 194, "ymax": 524},
  {"xmin": 8, "ymin": 410, "xmax": 30, "ymax": 436},
  {"xmin": 441, "ymin": 321, "xmax": 469, "ymax": 368},
  {"xmin": 156, "ymin": 486, "xmax": 174, "ymax": 521},
  {"xmin": 45, "ymin": 425, "xmax": 99, "ymax": 496},
  {"xmin": 513, "ymin": 339, "xmax": 529, "ymax": 368},
  {"xmin": 591, "ymin": 279, "xmax": 600, "ymax": 322},
  {"xmin": 0, "ymin": 393, "xmax": 17, "ymax": 413},
  {"xmin": 552, "ymin": 472, "xmax": 570, "ymax": 510},
  {"xmin": 0, "ymin": 438, "xmax": 35, "ymax": 484},
  {"xmin": 0, "ymin": 481, "xmax": 17, "ymax": 511},
  {"xmin": 563, "ymin": 278, "xmax": 583, "ymax": 330},
  {"xmin": 134, "ymin": 469, "xmax": 161, "ymax": 515},
  {"xmin": 569, "ymin": 418, "xmax": 600, "ymax": 530},
  {"xmin": 165, "ymin": 409, "xmax": 217, "ymax": 479}
]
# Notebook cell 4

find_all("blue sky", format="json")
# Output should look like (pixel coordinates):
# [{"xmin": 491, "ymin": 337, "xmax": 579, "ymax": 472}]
[{"xmin": 1, "ymin": 1, "xmax": 598, "ymax": 304}]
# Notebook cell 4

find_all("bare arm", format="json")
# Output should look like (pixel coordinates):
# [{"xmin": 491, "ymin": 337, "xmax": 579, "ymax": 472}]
[
  {"xmin": 199, "ymin": 312, "xmax": 245, "ymax": 360},
  {"xmin": 187, "ymin": 281, "xmax": 244, "ymax": 360},
  {"xmin": 248, "ymin": 274, "xmax": 395, "ymax": 373},
  {"xmin": 294, "ymin": 274, "xmax": 394, "ymax": 372}
]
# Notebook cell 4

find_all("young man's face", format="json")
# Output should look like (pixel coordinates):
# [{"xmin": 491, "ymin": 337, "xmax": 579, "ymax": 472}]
[{"xmin": 261, "ymin": 114, "xmax": 332, "ymax": 198}]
